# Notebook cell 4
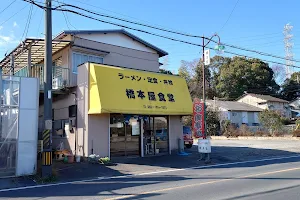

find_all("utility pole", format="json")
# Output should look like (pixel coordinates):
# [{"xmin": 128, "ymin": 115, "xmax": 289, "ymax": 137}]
[
  {"xmin": 42, "ymin": 0, "xmax": 53, "ymax": 177},
  {"xmin": 202, "ymin": 36, "xmax": 206, "ymax": 139}
]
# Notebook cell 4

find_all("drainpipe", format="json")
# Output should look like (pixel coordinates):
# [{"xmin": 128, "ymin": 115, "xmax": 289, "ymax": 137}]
[
  {"xmin": 27, "ymin": 45, "xmax": 32, "ymax": 77},
  {"xmin": 71, "ymin": 92, "xmax": 78, "ymax": 156}
]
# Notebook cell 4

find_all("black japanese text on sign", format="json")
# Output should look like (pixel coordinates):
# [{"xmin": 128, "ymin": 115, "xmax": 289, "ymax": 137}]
[
  {"xmin": 126, "ymin": 89, "xmax": 175, "ymax": 102},
  {"xmin": 118, "ymin": 73, "xmax": 174, "ymax": 86}
]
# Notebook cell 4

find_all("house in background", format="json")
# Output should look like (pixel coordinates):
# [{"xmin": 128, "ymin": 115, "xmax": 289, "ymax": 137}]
[
  {"xmin": 237, "ymin": 93, "xmax": 291, "ymax": 118},
  {"xmin": 289, "ymin": 98, "xmax": 300, "ymax": 118},
  {"xmin": 206, "ymin": 100, "xmax": 263, "ymax": 127}
]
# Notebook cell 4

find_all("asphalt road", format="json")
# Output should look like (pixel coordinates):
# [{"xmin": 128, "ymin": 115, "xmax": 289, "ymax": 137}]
[{"xmin": 1, "ymin": 155, "xmax": 300, "ymax": 200}]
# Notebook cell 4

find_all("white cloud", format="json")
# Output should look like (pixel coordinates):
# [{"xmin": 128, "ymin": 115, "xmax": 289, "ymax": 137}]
[
  {"xmin": 0, "ymin": 32, "xmax": 19, "ymax": 47},
  {"xmin": 0, "ymin": 26, "xmax": 3, "ymax": 30},
  {"xmin": 0, "ymin": 35, "xmax": 12, "ymax": 42},
  {"xmin": 13, "ymin": 22, "xmax": 18, "ymax": 27}
]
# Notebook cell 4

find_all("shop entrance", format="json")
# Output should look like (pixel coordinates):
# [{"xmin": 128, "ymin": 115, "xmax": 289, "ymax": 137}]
[
  {"xmin": 110, "ymin": 114, "xmax": 141, "ymax": 157},
  {"xmin": 143, "ymin": 116, "xmax": 169, "ymax": 156},
  {"xmin": 110, "ymin": 114, "xmax": 169, "ymax": 157}
]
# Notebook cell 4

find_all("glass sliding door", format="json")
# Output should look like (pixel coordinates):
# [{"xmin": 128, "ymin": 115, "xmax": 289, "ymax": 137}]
[
  {"xmin": 143, "ymin": 116, "xmax": 155, "ymax": 156},
  {"xmin": 154, "ymin": 116, "xmax": 169, "ymax": 155},
  {"xmin": 143, "ymin": 116, "xmax": 169, "ymax": 156},
  {"xmin": 110, "ymin": 115, "xmax": 126, "ymax": 157},
  {"xmin": 110, "ymin": 114, "xmax": 141, "ymax": 157},
  {"xmin": 125, "ymin": 118, "xmax": 140, "ymax": 157}
]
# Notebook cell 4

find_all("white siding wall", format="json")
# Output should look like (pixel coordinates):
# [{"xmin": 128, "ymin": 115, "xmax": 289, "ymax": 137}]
[{"xmin": 76, "ymin": 33, "xmax": 157, "ymax": 54}]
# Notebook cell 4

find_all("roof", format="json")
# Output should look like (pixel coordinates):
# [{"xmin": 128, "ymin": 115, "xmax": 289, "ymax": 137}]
[
  {"xmin": 55, "ymin": 29, "xmax": 168, "ymax": 57},
  {"xmin": 206, "ymin": 100, "xmax": 263, "ymax": 112},
  {"xmin": 238, "ymin": 93, "xmax": 289, "ymax": 103},
  {"xmin": 0, "ymin": 38, "xmax": 71, "ymax": 73}
]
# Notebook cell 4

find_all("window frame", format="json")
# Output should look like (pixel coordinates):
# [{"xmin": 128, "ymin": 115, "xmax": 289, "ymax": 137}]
[{"xmin": 72, "ymin": 51, "xmax": 104, "ymax": 74}]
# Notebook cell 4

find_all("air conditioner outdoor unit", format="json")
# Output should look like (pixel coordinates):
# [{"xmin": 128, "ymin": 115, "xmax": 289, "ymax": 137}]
[{"xmin": 52, "ymin": 77, "xmax": 62, "ymax": 89}]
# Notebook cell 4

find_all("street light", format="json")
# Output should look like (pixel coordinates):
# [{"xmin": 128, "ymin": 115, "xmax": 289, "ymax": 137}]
[{"xmin": 202, "ymin": 33, "xmax": 224, "ymax": 139}]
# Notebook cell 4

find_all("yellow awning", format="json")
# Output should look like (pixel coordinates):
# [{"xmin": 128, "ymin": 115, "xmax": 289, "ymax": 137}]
[{"xmin": 89, "ymin": 63, "xmax": 193, "ymax": 115}]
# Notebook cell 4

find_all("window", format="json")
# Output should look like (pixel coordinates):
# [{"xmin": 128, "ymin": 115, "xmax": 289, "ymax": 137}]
[
  {"xmin": 72, "ymin": 52, "xmax": 103, "ymax": 73},
  {"xmin": 268, "ymin": 105, "xmax": 275, "ymax": 110}
]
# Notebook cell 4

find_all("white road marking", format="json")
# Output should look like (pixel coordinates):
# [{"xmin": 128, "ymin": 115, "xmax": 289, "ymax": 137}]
[{"xmin": 0, "ymin": 154, "xmax": 300, "ymax": 192}]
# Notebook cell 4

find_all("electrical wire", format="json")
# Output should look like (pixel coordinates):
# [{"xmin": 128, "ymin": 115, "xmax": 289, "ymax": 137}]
[
  {"xmin": 24, "ymin": 0, "xmax": 300, "ymax": 64},
  {"xmin": 0, "ymin": 4, "xmax": 28, "ymax": 26},
  {"xmin": 219, "ymin": 0, "xmax": 239, "ymax": 32},
  {"xmin": 0, "ymin": 0, "xmax": 17, "ymax": 16},
  {"xmin": 20, "ymin": 0, "xmax": 300, "ymax": 68},
  {"xmin": 53, "ymin": 2, "xmax": 300, "ymax": 64},
  {"xmin": 36, "ymin": 9, "xmax": 43, "ymax": 37},
  {"xmin": 53, "ymin": 0, "xmax": 193, "ymax": 36},
  {"xmin": 59, "ymin": 0, "xmax": 77, "ymax": 30},
  {"xmin": 20, "ymin": 3, "xmax": 33, "ymax": 41}
]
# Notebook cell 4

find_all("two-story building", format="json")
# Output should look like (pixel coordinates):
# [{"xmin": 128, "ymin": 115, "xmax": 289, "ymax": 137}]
[
  {"xmin": 237, "ymin": 93, "xmax": 291, "ymax": 118},
  {"xmin": 0, "ymin": 29, "xmax": 193, "ymax": 158}
]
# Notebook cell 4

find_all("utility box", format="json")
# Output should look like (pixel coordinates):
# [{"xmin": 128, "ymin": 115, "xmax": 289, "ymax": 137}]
[{"xmin": 198, "ymin": 139, "xmax": 211, "ymax": 153}]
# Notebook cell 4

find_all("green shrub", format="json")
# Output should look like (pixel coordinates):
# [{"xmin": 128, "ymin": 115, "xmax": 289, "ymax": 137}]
[
  {"xmin": 281, "ymin": 117, "xmax": 291, "ymax": 125},
  {"xmin": 206, "ymin": 110, "xmax": 220, "ymax": 136},
  {"xmin": 259, "ymin": 110, "xmax": 283, "ymax": 136},
  {"xmin": 99, "ymin": 157, "xmax": 110, "ymax": 164}
]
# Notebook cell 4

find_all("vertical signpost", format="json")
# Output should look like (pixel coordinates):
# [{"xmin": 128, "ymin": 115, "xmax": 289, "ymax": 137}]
[
  {"xmin": 193, "ymin": 98, "xmax": 211, "ymax": 162},
  {"xmin": 192, "ymin": 98, "xmax": 205, "ymax": 139}
]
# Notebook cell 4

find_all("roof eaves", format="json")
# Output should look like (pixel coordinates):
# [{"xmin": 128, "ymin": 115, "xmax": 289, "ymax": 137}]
[{"xmin": 58, "ymin": 29, "xmax": 168, "ymax": 57}]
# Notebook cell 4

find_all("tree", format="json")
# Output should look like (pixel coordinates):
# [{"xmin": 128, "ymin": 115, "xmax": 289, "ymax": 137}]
[
  {"xmin": 178, "ymin": 59, "xmax": 215, "ymax": 99},
  {"xmin": 159, "ymin": 68, "xmax": 173, "ymax": 75},
  {"xmin": 179, "ymin": 56, "xmax": 279, "ymax": 101},
  {"xmin": 206, "ymin": 110, "xmax": 220, "ymax": 136},
  {"xmin": 215, "ymin": 57, "xmax": 279, "ymax": 99},
  {"xmin": 258, "ymin": 110, "xmax": 283, "ymax": 135},
  {"xmin": 281, "ymin": 72, "xmax": 300, "ymax": 101}
]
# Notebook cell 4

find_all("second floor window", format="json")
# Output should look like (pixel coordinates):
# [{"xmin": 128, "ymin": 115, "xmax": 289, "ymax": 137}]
[{"xmin": 72, "ymin": 52, "xmax": 103, "ymax": 73}]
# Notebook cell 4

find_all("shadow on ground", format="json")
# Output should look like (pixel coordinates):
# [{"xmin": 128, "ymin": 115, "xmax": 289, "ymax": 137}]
[{"xmin": 1, "ymin": 145, "xmax": 300, "ymax": 199}]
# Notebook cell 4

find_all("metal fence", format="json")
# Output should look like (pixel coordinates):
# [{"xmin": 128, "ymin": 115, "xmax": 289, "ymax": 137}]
[
  {"xmin": 0, "ymin": 76, "xmax": 19, "ymax": 177},
  {"xmin": 14, "ymin": 65, "xmax": 70, "ymax": 90}
]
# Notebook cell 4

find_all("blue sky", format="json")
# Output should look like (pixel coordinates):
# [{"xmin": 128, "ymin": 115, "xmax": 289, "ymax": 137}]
[{"xmin": 0, "ymin": 0, "xmax": 299, "ymax": 77}]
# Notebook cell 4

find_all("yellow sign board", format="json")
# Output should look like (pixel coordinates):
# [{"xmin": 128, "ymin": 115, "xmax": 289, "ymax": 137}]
[{"xmin": 89, "ymin": 63, "xmax": 193, "ymax": 115}]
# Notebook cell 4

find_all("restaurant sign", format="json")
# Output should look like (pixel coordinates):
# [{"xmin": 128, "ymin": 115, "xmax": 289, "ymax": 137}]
[
  {"xmin": 88, "ymin": 63, "xmax": 193, "ymax": 115},
  {"xmin": 192, "ymin": 98, "xmax": 205, "ymax": 138}
]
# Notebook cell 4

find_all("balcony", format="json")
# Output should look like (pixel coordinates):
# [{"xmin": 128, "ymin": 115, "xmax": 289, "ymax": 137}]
[{"xmin": 14, "ymin": 65, "xmax": 70, "ymax": 91}]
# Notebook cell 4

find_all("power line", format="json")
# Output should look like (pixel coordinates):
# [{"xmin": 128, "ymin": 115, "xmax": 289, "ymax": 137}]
[
  {"xmin": 54, "ymin": 2, "xmax": 300, "ymax": 64},
  {"xmin": 0, "ymin": 0, "xmax": 17, "ymax": 16},
  {"xmin": 0, "ymin": 4, "xmax": 28, "ymax": 26},
  {"xmin": 21, "ymin": 0, "xmax": 300, "ymax": 69},
  {"xmin": 20, "ymin": 4, "xmax": 33, "ymax": 41},
  {"xmin": 53, "ymin": 3, "xmax": 208, "ymax": 40},
  {"xmin": 36, "ymin": 9, "xmax": 43, "ymax": 37},
  {"xmin": 24, "ymin": 0, "xmax": 300, "ymax": 65},
  {"xmin": 219, "ymin": 0, "xmax": 239, "ymax": 32},
  {"xmin": 54, "ymin": 0, "xmax": 193, "ymax": 36},
  {"xmin": 59, "ymin": 0, "xmax": 77, "ymax": 30}
]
